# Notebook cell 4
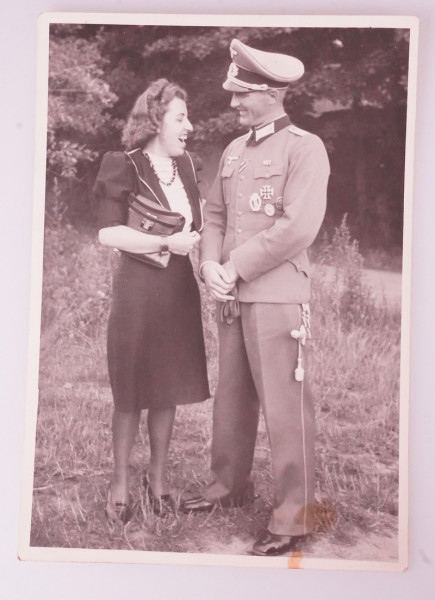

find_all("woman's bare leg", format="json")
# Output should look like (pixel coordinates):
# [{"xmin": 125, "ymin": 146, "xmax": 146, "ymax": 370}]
[
  {"xmin": 111, "ymin": 409, "xmax": 140, "ymax": 501},
  {"xmin": 147, "ymin": 406, "xmax": 176, "ymax": 496}
]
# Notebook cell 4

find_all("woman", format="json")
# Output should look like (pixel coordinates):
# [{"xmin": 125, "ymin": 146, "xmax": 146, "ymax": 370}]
[{"xmin": 93, "ymin": 79, "xmax": 210, "ymax": 523}]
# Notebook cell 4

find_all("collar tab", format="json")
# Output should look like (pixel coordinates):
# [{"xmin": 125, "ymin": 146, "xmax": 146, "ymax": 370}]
[{"xmin": 248, "ymin": 114, "xmax": 291, "ymax": 146}]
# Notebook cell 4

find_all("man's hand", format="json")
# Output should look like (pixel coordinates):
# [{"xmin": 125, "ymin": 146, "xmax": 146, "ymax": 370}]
[
  {"xmin": 222, "ymin": 260, "xmax": 238, "ymax": 284},
  {"xmin": 202, "ymin": 261, "xmax": 235, "ymax": 301}
]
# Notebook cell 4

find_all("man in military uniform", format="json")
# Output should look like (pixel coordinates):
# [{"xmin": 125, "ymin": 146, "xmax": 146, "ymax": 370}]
[{"xmin": 182, "ymin": 39, "xmax": 330, "ymax": 556}]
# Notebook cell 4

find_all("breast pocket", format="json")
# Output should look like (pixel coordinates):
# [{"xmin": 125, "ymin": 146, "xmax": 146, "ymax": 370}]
[
  {"xmin": 252, "ymin": 163, "xmax": 285, "ymax": 210},
  {"xmin": 253, "ymin": 164, "xmax": 284, "ymax": 180},
  {"xmin": 288, "ymin": 252, "xmax": 311, "ymax": 278},
  {"xmin": 221, "ymin": 165, "xmax": 235, "ymax": 178}
]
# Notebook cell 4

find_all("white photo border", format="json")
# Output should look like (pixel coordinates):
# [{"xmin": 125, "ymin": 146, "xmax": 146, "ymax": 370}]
[{"xmin": 18, "ymin": 12, "xmax": 419, "ymax": 572}]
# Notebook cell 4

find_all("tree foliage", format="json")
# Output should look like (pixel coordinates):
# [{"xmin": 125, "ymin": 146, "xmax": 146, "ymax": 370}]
[
  {"xmin": 46, "ymin": 23, "xmax": 410, "ymax": 254},
  {"xmin": 47, "ymin": 31, "xmax": 118, "ymax": 181}
]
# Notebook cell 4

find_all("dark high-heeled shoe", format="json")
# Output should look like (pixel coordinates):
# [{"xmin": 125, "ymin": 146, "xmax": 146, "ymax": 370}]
[
  {"xmin": 105, "ymin": 487, "xmax": 132, "ymax": 524},
  {"xmin": 143, "ymin": 472, "xmax": 175, "ymax": 518}
]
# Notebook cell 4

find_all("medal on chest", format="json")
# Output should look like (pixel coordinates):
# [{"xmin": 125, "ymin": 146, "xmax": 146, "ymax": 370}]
[
  {"xmin": 247, "ymin": 176, "xmax": 281, "ymax": 217},
  {"xmin": 260, "ymin": 185, "xmax": 274, "ymax": 200},
  {"xmin": 264, "ymin": 203, "xmax": 275, "ymax": 216},
  {"xmin": 249, "ymin": 193, "xmax": 262, "ymax": 212}
]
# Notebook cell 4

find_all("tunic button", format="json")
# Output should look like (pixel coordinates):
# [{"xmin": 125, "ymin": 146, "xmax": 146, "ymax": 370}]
[
  {"xmin": 237, "ymin": 228, "xmax": 242, "ymax": 234},
  {"xmin": 237, "ymin": 211, "xmax": 242, "ymax": 216},
  {"xmin": 238, "ymin": 192, "xmax": 243, "ymax": 198},
  {"xmin": 240, "ymin": 175, "xmax": 246, "ymax": 181}
]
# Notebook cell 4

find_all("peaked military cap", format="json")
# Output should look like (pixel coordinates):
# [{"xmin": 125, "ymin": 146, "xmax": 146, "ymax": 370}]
[{"xmin": 223, "ymin": 39, "xmax": 305, "ymax": 93}]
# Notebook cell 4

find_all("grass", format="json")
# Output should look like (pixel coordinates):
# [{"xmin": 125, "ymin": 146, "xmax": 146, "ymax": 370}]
[{"xmin": 30, "ymin": 217, "xmax": 401, "ymax": 560}]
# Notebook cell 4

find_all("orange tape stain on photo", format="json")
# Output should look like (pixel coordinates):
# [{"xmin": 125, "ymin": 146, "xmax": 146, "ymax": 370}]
[{"xmin": 287, "ymin": 550, "xmax": 304, "ymax": 569}]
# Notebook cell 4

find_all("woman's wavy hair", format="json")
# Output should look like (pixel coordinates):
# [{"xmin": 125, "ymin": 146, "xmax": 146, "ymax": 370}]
[{"xmin": 122, "ymin": 79, "xmax": 188, "ymax": 150}]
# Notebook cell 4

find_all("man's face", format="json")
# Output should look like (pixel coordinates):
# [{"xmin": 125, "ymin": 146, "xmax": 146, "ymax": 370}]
[{"xmin": 230, "ymin": 91, "xmax": 273, "ymax": 128}]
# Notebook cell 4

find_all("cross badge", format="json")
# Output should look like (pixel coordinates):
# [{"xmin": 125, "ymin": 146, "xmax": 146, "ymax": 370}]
[
  {"xmin": 141, "ymin": 218, "xmax": 154, "ymax": 231},
  {"xmin": 260, "ymin": 185, "xmax": 274, "ymax": 200}
]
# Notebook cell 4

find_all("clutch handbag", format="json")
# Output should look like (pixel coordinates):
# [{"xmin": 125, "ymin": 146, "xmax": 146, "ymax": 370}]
[{"xmin": 125, "ymin": 193, "xmax": 185, "ymax": 268}]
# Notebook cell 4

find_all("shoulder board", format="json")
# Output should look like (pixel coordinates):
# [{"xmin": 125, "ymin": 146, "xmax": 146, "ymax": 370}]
[
  {"xmin": 227, "ymin": 131, "xmax": 251, "ymax": 147},
  {"xmin": 223, "ymin": 132, "xmax": 250, "ymax": 161},
  {"xmin": 288, "ymin": 125, "xmax": 310, "ymax": 137}
]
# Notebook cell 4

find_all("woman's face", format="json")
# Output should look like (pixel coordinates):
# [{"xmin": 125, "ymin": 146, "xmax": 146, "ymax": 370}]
[{"xmin": 154, "ymin": 97, "xmax": 193, "ymax": 157}]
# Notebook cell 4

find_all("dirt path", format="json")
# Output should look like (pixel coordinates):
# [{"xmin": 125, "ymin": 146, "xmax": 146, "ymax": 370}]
[
  {"xmin": 313, "ymin": 264, "xmax": 402, "ymax": 307},
  {"xmin": 362, "ymin": 268, "xmax": 402, "ymax": 306},
  {"xmin": 184, "ymin": 529, "xmax": 398, "ymax": 562}
]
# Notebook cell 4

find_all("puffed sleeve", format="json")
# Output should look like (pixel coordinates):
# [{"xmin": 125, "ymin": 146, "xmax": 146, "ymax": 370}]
[{"xmin": 93, "ymin": 151, "xmax": 136, "ymax": 228}]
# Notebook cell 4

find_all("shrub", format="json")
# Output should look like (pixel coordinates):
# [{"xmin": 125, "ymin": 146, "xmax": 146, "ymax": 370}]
[
  {"xmin": 309, "ymin": 215, "xmax": 400, "ymax": 539},
  {"xmin": 40, "ymin": 222, "xmax": 114, "ymax": 385}
]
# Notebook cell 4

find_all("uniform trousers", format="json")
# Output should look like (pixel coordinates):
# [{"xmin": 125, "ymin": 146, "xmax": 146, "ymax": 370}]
[{"xmin": 205, "ymin": 302, "xmax": 315, "ymax": 536}]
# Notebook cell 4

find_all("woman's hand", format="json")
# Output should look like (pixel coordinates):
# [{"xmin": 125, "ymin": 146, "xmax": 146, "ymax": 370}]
[
  {"xmin": 168, "ymin": 231, "xmax": 200, "ymax": 255},
  {"xmin": 99, "ymin": 226, "xmax": 200, "ymax": 256}
]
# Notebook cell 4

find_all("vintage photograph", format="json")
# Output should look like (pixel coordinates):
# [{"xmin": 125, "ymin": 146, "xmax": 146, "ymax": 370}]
[{"xmin": 19, "ymin": 13, "xmax": 417, "ymax": 570}]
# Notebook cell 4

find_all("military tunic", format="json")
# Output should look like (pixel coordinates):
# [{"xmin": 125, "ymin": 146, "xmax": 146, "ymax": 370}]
[{"xmin": 200, "ymin": 116, "xmax": 330, "ymax": 535}]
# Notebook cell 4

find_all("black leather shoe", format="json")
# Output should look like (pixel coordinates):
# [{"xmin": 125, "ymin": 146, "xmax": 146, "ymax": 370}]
[
  {"xmin": 252, "ymin": 531, "xmax": 304, "ymax": 556},
  {"xmin": 105, "ymin": 487, "xmax": 133, "ymax": 524},
  {"xmin": 182, "ymin": 482, "xmax": 257, "ymax": 513},
  {"xmin": 143, "ymin": 473, "xmax": 175, "ymax": 518},
  {"xmin": 181, "ymin": 496, "xmax": 215, "ymax": 513}
]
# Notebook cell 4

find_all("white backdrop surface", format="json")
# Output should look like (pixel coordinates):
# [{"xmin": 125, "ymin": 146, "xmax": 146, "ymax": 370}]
[{"xmin": 1, "ymin": 1, "xmax": 434, "ymax": 598}]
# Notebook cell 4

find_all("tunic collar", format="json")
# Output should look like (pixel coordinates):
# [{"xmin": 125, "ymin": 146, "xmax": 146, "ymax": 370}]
[{"xmin": 247, "ymin": 114, "xmax": 290, "ymax": 145}]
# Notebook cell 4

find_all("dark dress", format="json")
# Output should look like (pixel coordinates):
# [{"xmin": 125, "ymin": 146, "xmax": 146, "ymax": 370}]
[{"xmin": 93, "ymin": 150, "xmax": 210, "ymax": 412}]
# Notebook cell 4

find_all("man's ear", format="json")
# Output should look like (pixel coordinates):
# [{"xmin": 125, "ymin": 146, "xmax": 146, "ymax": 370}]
[{"xmin": 267, "ymin": 88, "xmax": 280, "ymax": 104}]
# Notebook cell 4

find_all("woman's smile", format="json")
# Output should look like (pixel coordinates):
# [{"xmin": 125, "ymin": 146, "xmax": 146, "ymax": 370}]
[{"xmin": 151, "ymin": 97, "xmax": 193, "ymax": 157}]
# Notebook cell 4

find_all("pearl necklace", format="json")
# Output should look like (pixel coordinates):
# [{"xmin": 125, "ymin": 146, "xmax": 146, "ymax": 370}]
[{"xmin": 143, "ymin": 152, "xmax": 177, "ymax": 187}]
